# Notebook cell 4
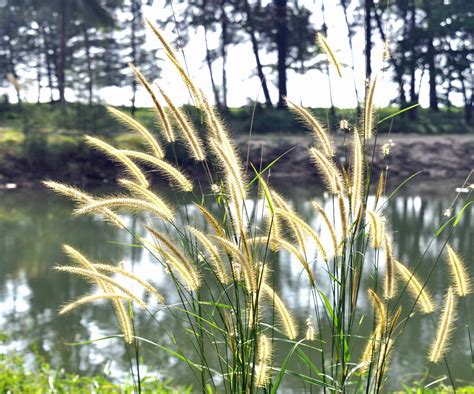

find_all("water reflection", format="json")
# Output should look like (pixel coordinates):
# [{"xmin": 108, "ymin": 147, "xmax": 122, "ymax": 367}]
[{"xmin": 0, "ymin": 187, "xmax": 472, "ymax": 390}]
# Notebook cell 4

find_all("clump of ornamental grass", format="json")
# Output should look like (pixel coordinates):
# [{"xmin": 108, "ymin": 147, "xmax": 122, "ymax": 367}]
[{"xmin": 45, "ymin": 20, "xmax": 472, "ymax": 393}]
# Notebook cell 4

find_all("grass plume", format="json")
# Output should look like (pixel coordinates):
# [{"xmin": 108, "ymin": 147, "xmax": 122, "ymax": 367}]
[
  {"xmin": 106, "ymin": 105, "xmax": 164, "ymax": 159},
  {"xmin": 85, "ymin": 136, "xmax": 149, "ymax": 187},
  {"xmin": 428, "ymin": 287, "xmax": 456, "ymax": 363},
  {"xmin": 446, "ymin": 244, "xmax": 471, "ymax": 297},
  {"xmin": 262, "ymin": 283, "xmax": 298, "ymax": 340},
  {"xmin": 316, "ymin": 32, "xmax": 343, "ymax": 78},
  {"xmin": 119, "ymin": 150, "xmax": 193, "ymax": 192},
  {"xmin": 395, "ymin": 261, "xmax": 434, "ymax": 314},
  {"xmin": 286, "ymin": 98, "xmax": 334, "ymax": 157},
  {"xmin": 129, "ymin": 63, "xmax": 175, "ymax": 143}
]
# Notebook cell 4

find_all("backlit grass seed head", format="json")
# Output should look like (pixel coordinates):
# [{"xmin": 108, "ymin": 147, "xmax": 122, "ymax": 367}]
[
  {"xmin": 128, "ymin": 64, "xmax": 175, "ymax": 143},
  {"xmin": 209, "ymin": 138, "xmax": 246, "ymax": 202},
  {"xmin": 275, "ymin": 208, "xmax": 328, "ymax": 261},
  {"xmin": 106, "ymin": 105, "xmax": 164, "ymax": 159},
  {"xmin": 351, "ymin": 129, "xmax": 363, "ymax": 215},
  {"xmin": 212, "ymin": 235, "xmax": 256, "ymax": 293},
  {"xmin": 118, "ymin": 179, "xmax": 174, "ymax": 216},
  {"xmin": 255, "ymin": 334, "xmax": 272, "ymax": 387},
  {"xmin": 309, "ymin": 147, "xmax": 344, "ymax": 195},
  {"xmin": 187, "ymin": 226, "xmax": 229, "ymax": 284},
  {"xmin": 375, "ymin": 171, "xmax": 386, "ymax": 207},
  {"xmin": 316, "ymin": 32, "xmax": 343, "ymax": 78},
  {"xmin": 269, "ymin": 237, "xmax": 315, "ymax": 286},
  {"xmin": 61, "ymin": 247, "xmax": 134, "ymax": 344},
  {"xmin": 428, "ymin": 287, "xmax": 456, "ymax": 363},
  {"xmin": 54, "ymin": 266, "xmax": 147, "ymax": 309},
  {"xmin": 144, "ymin": 18, "xmax": 178, "ymax": 61},
  {"xmin": 59, "ymin": 293, "xmax": 134, "ymax": 315},
  {"xmin": 312, "ymin": 200, "xmax": 339, "ymax": 257},
  {"xmin": 262, "ymin": 283, "xmax": 298, "ymax": 340},
  {"xmin": 305, "ymin": 316, "xmax": 315, "ymax": 341},
  {"xmin": 395, "ymin": 261, "xmax": 434, "ymax": 314},
  {"xmin": 446, "ymin": 244, "xmax": 471, "ymax": 297},
  {"xmin": 363, "ymin": 76, "xmax": 377, "ymax": 139},
  {"xmin": 366, "ymin": 210, "xmax": 385, "ymax": 249},
  {"xmin": 75, "ymin": 197, "xmax": 173, "ymax": 222},
  {"xmin": 145, "ymin": 19, "xmax": 203, "ymax": 107},
  {"xmin": 142, "ymin": 237, "xmax": 201, "ymax": 291},
  {"xmin": 286, "ymin": 98, "xmax": 334, "ymax": 157},
  {"xmin": 44, "ymin": 181, "xmax": 126, "ymax": 228},
  {"xmin": 368, "ymin": 289, "xmax": 387, "ymax": 331},
  {"xmin": 383, "ymin": 234, "xmax": 395, "ymax": 299},
  {"xmin": 194, "ymin": 203, "xmax": 225, "ymax": 237},
  {"xmin": 156, "ymin": 83, "xmax": 206, "ymax": 161},
  {"xmin": 85, "ymin": 136, "xmax": 149, "ymax": 188},
  {"xmin": 92, "ymin": 263, "xmax": 164, "ymax": 303},
  {"xmin": 359, "ymin": 325, "xmax": 382, "ymax": 374},
  {"xmin": 271, "ymin": 191, "xmax": 307, "ymax": 254},
  {"xmin": 119, "ymin": 150, "xmax": 193, "ymax": 192}
]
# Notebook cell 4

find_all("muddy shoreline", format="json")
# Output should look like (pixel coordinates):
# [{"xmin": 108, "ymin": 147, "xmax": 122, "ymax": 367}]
[{"xmin": 1, "ymin": 133, "xmax": 473, "ymax": 190}]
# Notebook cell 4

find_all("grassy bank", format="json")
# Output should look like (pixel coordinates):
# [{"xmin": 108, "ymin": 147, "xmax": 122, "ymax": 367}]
[
  {"xmin": 1, "ymin": 101, "xmax": 473, "ymax": 137},
  {"xmin": 0, "ymin": 334, "xmax": 188, "ymax": 393}
]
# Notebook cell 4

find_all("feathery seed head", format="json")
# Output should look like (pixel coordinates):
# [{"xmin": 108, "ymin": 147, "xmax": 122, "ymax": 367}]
[
  {"xmin": 446, "ymin": 244, "xmax": 471, "ymax": 297},
  {"xmin": 395, "ymin": 261, "xmax": 434, "ymax": 314},
  {"xmin": 316, "ymin": 33, "xmax": 343, "ymax": 78},
  {"xmin": 286, "ymin": 98, "xmax": 334, "ymax": 157},
  {"xmin": 428, "ymin": 287, "xmax": 457, "ymax": 363}
]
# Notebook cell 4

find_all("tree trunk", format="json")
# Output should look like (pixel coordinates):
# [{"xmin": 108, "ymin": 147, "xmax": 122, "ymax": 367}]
[
  {"xmin": 58, "ymin": 0, "xmax": 67, "ymax": 105},
  {"xmin": 427, "ymin": 37, "xmax": 439, "ymax": 111},
  {"xmin": 460, "ymin": 79, "xmax": 473, "ymax": 124},
  {"xmin": 130, "ymin": 0, "xmax": 139, "ymax": 117},
  {"xmin": 321, "ymin": 0, "xmax": 335, "ymax": 116},
  {"xmin": 364, "ymin": 0, "xmax": 372, "ymax": 78},
  {"xmin": 408, "ymin": 0, "xmax": 417, "ymax": 120},
  {"xmin": 220, "ymin": 0, "xmax": 228, "ymax": 110},
  {"xmin": 203, "ymin": 26, "xmax": 221, "ymax": 109},
  {"xmin": 340, "ymin": 0, "xmax": 360, "ymax": 105},
  {"xmin": 41, "ymin": 25, "xmax": 55, "ymax": 102},
  {"xmin": 243, "ymin": 0, "xmax": 273, "ymax": 108},
  {"xmin": 274, "ymin": 0, "xmax": 288, "ymax": 109},
  {"xmin": 82, "ymin": 25, "xmax": 94, "ymax": 106},
  {"xmin": 372, "ymin": 5, "xmax": 407, "ymax": 108}
]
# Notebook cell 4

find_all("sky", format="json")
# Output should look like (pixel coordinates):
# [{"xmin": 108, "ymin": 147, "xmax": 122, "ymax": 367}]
[{"xmin": 2, "ymin": 0, "xmax": 464, "ymax": 109}]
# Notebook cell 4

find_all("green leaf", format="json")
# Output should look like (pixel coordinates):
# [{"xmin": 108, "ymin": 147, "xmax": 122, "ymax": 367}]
[
  {"xmin": 318, "ymin": 290, "xmax": 337, "ymax": 327},
  {"xmin": 246, "ymin": 147, "xmax": 296, "ymax": 189},
  {"xmin": 453, "ymin": 201, "xmax": 473, "ymax": 227},
  {"xmin": 271, "ymin": 339, "xmax": 305, "ymax": 393},
  {"xmin": 250, "ymin": 163, "xmax": 274, "ymax": 215},
  {"xmin": 377, "ymin": 103, "xmax": 420, "ymax": 124}
]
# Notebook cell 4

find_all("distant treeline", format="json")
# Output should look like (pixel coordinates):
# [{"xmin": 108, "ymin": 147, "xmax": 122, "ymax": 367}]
[{"xmin": 0, "ymin": 0, "xmax": 472, "ymax": 123}]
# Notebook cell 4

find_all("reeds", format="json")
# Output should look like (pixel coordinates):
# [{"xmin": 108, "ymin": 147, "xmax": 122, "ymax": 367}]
[{"xmin": 44, "ymin": 21, "xmax": 472, "ymax": 393}]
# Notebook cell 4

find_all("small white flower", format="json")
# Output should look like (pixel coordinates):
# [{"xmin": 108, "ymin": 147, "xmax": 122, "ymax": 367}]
[
  {"xmin": 443, "ymin": 208, "xmax": 452, "ymax": 217},
  {"xmin": 211, "ymin": 184, "xmax": 221, "ymax": 194},
  {"xmin": 455, "ymin": 187, "xmax": 469, "ymax": 193}
]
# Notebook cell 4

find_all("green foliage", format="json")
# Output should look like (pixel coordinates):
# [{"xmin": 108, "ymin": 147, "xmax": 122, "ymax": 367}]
[{"xmin": 0, "ymin": 335, "xmax": 186, "ymax": 393}]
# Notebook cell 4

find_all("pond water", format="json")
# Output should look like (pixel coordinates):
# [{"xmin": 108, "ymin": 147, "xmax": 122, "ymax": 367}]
[{"xmin": 0, "ymin": 185, "xmax": 472, "ymax": 391}]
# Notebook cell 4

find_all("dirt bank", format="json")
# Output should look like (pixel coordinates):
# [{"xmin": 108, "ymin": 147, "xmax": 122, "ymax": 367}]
[
  {"xmin": 234, "ymin": 133, "xmax": 474, "ymax": 188},
  {"xmin": 1, "ymin": 133, "xmax": 472, "ymax": 189}
]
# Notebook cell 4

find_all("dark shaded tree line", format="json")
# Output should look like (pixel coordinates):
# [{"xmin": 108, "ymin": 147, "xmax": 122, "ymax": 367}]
[{"xmin": 0, "ymin": 0, "xmax": 472, "ymax": 122}]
